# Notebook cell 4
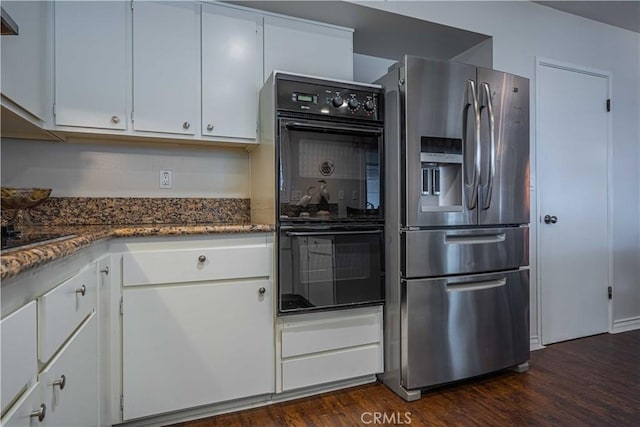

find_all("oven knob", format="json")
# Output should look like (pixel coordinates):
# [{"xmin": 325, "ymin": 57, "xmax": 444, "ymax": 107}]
[
  {"xmin": 364, "ymin": 100, "xmax": 375, "ymax": 111},
  {"xmin": 332, "ymin": 95, "xmax": 344, "ymax": 107},
  {"xmin": 348, "ymin": 98, "xmax": 359, "ymax": 110}
]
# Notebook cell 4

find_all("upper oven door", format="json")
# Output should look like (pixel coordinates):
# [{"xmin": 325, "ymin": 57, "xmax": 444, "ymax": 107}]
[{"xmin": 277, "ymin": 118, "xmax": 383, "ymax": 223}]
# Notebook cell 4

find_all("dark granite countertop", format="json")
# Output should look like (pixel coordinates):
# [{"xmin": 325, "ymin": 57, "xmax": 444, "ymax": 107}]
[{"xmin": 1, "ymin": 224, "xmax": 274, "ymax": 282}]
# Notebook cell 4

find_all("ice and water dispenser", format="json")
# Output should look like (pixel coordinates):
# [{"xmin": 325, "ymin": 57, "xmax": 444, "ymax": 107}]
[{"xmin": 420, "ymin": 137, "xmax": 463, "ymax": 211}]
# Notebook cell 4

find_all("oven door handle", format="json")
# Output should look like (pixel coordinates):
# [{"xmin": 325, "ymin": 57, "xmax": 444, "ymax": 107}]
[
  {"xmin": 285, "ymin": 230, "xmax": 383, "ymax": 237},
  {"xmin": 285, "ymin": 122, "xmax": 382, "ymax": 136}
]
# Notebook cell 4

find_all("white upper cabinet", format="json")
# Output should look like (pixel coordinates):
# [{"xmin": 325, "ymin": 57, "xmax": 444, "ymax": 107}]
[
  {"xmin": 1, "ymin": 1, "xmax": 47, "ymax": 120},
  {"xmin": 264, "ymin": 15, "xmax": 353, "ymax": 82},
  {"xmin": 132, "ymin": 1, "xmax": 199, "ymax": 135},
  {"xmin": 201, "ymin": 3, "xmax": 261, "ymax": 141},
  {"xmin": 54, "ymin": 1, "xmax": 128, "ymax": 130}
]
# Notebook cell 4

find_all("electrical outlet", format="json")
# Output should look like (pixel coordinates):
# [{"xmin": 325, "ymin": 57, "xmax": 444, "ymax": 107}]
[
  {"xmin": 338, "ymin": 190, "xmax": 345, "ymax": 200},
  {"xmin": 351, "ymin": 190, "xmax": 358, "ymax": 200},
  {"xmin": 160, "ymin": 170, "xmax": 172, "ymax": 189}
]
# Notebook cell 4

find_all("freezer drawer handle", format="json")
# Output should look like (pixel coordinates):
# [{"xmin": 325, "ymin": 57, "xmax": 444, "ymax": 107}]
[
  {"xmin": 444, "ymin": 233, "xmax": 506, "ymax": 244},
  {"xmin": 446, "ymin": 278, "xmax": 507, "ymax": 292}
]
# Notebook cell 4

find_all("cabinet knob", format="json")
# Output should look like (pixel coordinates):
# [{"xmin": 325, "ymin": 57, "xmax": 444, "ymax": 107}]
[
  {"xmin": 258, "ymin": 287, "xmax": 266, "ymax": 295},
  {"xmin": 111, "ymin": 115, "xmax": 120, "ymax": 124},
  {"xmin": 206, "ymin": 124, "xmax": 214, "ymax": 132},
  {"xmin": 53, "ymin": 374, "xmax": 66, "ymax": 390},
  {"xmin": 183, "ymin": 121, "xmax": 191, "ymax": 130},
  {"xmin": 100, "ymin": 266, "xmax": 110, "ymax": 275},
  {"xmin": 198, "ymin": 255, "xmax": 206, "ymax": 263},
  {"xmin": 76, "ymin": 285, "xmax": 86, "ymax": 296},
  {"xmin": 30, "ymin": 404, "xmax": 46, "ymax": 422}
]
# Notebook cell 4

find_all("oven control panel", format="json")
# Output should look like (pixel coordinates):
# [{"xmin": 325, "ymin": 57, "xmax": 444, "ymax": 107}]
[{"xmin": 276, "ymin": 74, "xmax": 382, "ymax": 121}]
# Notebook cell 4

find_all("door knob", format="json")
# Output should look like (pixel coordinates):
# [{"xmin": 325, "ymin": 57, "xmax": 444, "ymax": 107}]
[{"xmin": 544, "ymin": 215, "xmax": 558, "ymax": 224}]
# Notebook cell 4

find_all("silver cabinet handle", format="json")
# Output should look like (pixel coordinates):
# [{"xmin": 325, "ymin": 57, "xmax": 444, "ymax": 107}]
[
  {"xmin": 30, "ymin": 404, "xmax": 46, "ymax": 422},
  {"xmin": 183, "ymin": 121, "xmax": 190, "ymax": 130},
  {"xmin": 258, "ymin": 287, "xmax": 266, "ymax": 295},
  {"xmin": 53, "ymin": 374, "xmax": 66, "ymax": 390},
  {"xmin": 206, "ymin": 124, "xmax": 214, "ymax": 131},
  {"xmin": 198, "ymin": 255, "xmax": 206, "ymax": 263},
  {"xmin": 100, "ymin": 266, "xmax": 109, "ymax": 275},
  {"xmin": 111, "ymin": 115, "xmax": 120, "ymax": 124},
  {"xmin": 76, "ymin": 285, "xmax": 86, "ymax": 296}
]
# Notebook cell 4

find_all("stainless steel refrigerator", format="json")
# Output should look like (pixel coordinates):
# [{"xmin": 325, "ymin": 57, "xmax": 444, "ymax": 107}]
[{"xmin": 377, "ymin": 56, "xmax": 530, "ymax": 401}]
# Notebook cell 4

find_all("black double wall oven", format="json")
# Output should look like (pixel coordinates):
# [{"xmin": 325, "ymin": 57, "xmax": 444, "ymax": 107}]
[{"xmin": 269, "ymin": 73, "xmax": 385, "ymax": 314}]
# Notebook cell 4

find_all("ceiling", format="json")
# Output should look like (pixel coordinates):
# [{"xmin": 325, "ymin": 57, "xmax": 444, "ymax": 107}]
[
  {"xmin": 225, "ymin": 1, "xmax": 490, "ymax": 61},
  {"xmin": 534, "ymin": 1, "xmax": 640, "ymax": 33}
]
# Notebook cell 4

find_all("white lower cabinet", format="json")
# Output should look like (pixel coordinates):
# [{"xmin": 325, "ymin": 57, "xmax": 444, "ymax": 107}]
[
  {"xmin": 1, "ymin": 381, "xmax": 46, "ymax": 427},
  {"xmin": 1, "ymin": 301, "xmax": 37, "ymax": 415},
  {"xmin": 122, "ymin": 279, "xmax": 274, "ymax": 420},
  {"xmin": 120, "ymin": 234, "xmax": 275, "ymax": 421},
  {"xmin": 41, "ymin": 313, "xmax": 99, "ymax": 427},
  {"xmin": 278, "ymin": 306, "xmax": 383, "ymax": 392}
]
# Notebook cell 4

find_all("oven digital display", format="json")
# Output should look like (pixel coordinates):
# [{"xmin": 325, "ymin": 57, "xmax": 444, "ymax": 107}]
[{"xmin": 295, "ymin": 93, "xmax": 316, "ymax": 103}]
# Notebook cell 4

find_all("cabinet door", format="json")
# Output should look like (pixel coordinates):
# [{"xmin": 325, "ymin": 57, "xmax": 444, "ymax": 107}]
[
  {"xmin": 0, "ymin": 0, "xmax": 47, "ymax": 119},
  {"xmin": 0, "ymin": 382, "xmax": 45, "ymax": 427},
  {"xmin": 264, "ymin": 16, "xmax": 353, "ymax": 82},
  {"xmin": 122, "ymin": 280, "xmax": 274, "ymax": 420},
  {"xmin": 1, "ymin": 301, "xmax": 37, "ymax": 414},
  {"xmin": 54, "ymin": 1, "xmax": 128, "ymax": 130},
  {"xmin": 41, "ymin": 314, "xmax": 99, "ymax": 427},
  {"xmin": 132, "ymin": 1, "xmax": 198, "ymax": 135},
  {"xmin": 201, "ymin": 3, "xmax": 261, "ymax": 140}
]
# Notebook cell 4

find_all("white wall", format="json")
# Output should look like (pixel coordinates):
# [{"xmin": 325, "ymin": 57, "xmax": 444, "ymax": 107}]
[
  {"xmin": 0, "ymin": 139, "xmax": 250, "ymax": 198},
  {"xmin": 353, "ymin": 53, "xmax": 396, "ymax": 83},
  {"xmin": 357, "ymin": 0, "xmax": 640, "ymax": 333}
]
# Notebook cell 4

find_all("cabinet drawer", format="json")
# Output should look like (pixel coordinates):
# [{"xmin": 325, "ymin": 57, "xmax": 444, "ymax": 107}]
[
  {"xmin": 1, "ymin": 301, "xmax": 37, "ymax": 414},
  {"xmin": 38, "ymin": 265, "xmax": 97, "ymax": 363},
  {"xmin": 281, "ymin": 309, "xmax": 382, "ymax": 358},
  {"xmin": 282, "ymin": 345, "xmax": 382, "ymax": 391},
  {"xmin": 0, "ymin": 380, "xmax": 44, "ymax": 427},
  {"xmin": 122, "ymin": 245, "xmax": 271, "ymax": 286},
  {"xmin": 41, "ymin": 313, "xmax": 98, "ymax": 427}
]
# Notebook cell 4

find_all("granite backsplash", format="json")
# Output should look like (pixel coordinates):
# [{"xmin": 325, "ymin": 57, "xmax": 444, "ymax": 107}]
[{"xmin": 0, "ymin": 197, "xmax": 250, "ymax": 226}]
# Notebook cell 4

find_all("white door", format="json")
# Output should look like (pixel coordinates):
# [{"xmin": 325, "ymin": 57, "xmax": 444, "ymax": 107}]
[
  {"xmin": 201, "ymin": 3, "xmax": 261, "ymax": 140},
  {"xmin": 54, "ymin": 1, "xmax": 128, "ymax": 129},
  {"xmin": 132, "ymin": 1, "xmax": 198, "ymax": 135},
  {"xmin": 122, "ymin": 280, "xmax": 274, "ymax": 420},
  {"xmin": 538, "ymin": 61, "xmax": 609, "ymax": 345}
]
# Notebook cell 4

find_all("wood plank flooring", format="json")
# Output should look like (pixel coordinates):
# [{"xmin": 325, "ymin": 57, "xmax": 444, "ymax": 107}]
[{"xmin": 172, "ymin": 330, "xmax": 640, "ymax": 426}]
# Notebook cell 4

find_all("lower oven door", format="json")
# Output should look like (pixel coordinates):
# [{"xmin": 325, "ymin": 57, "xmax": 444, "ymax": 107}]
[{"xmin": 279, "ymin": 227, "xmax": 384, "ymax": 314}]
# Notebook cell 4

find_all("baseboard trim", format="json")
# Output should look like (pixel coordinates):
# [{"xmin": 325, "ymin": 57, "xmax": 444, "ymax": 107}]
[
  {"xmin": 611, "ymin": 316, "xmax": 640, "ymax": 334},
  {"xmin": 530, "ymin": 336, "xmax": 545, "ymax": 351}
]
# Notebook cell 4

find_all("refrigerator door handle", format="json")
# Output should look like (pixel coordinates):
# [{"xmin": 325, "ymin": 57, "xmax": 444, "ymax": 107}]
[
  {"xmin": 462, "ymin": 80, "xmax": 481, "ymax": 210},
  {"xmin": 444, "ymin": 233, "xmax": 506, "ymax": 245},
  {"xmin": 446, "ymin": 277, "xmax": 507, "ymax": 292},
  {"xmin": 480, "ymin": 82, "xmax": 496, "ymax": 210}
]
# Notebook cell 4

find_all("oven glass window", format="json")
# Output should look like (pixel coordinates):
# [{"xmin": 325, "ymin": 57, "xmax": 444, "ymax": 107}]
[
  {"xmin": 279, "ymin": 230, "xmax": 384, "ymax": 313},
  {"xmin": 279, "ymin": 121, "xmax": 382, "ymax": 222}
]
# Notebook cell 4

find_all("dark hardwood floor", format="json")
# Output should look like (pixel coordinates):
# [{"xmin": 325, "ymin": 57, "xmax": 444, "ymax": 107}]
[{"xmin": 172, "ymin": 330, "xmax": 640, "ymax": 426}]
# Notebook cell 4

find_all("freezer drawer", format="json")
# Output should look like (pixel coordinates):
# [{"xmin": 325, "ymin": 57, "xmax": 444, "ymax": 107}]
[
  {"xmin": 401, "ymin": 269, "xmax": 529, "ymax": 390},
  {"xmin": 402, "ymin": 227, "xmax": 528, "ymax": 278}
]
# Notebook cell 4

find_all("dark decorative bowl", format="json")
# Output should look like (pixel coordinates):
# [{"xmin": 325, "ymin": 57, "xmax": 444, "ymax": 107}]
[{"xmin": 1, "ymin": 187, "xmax": 52, "ymax": 210}]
